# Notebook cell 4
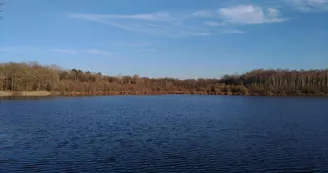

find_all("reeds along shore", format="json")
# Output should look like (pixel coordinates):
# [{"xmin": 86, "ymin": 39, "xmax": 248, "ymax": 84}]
[{"xmin": 0, "ymin": 62, "xmax": 328, "ymax": 97}]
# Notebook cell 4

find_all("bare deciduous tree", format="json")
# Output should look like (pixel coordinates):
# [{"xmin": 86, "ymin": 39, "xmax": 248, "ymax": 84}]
[{"xmin": 0, "ymin": 62, "xmax": 327, "ymax": 96}]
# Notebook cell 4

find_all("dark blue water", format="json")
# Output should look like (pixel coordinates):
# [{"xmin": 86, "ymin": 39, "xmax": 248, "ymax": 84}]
[{"xmin": 1, "ymin": 95, "xmax": 328, "ymax": 173}]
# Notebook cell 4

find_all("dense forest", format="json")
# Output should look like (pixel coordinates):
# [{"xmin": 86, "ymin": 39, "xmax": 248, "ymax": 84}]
[{"xmin": 0, "ymin": 62, "xmax": 327, "ymax": 96}]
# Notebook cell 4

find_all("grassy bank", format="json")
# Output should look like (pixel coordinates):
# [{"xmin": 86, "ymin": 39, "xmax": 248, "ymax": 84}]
[
  {"xmin": 1, "ymin": 91, "xmax": 241, "ymax": 97},
  {"xmin": 0, "ymin": 91, "xmax": 13, "ymax": 97},
  {"xmin": 60, "ymin": 92, "xmax": 328, "ymax": 97},
  {"xmin": 1, "ymin": 91, "xmax": 327, "ymax": 97},
  {"xmin": 0, "ymin": 91, "xmax": 53, "ymax": 97}
]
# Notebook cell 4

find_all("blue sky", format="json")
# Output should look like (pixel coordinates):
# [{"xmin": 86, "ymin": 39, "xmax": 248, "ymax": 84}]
[{"xmin": 0, "ymin": 0, "xmax": 327, "ymax": 79}]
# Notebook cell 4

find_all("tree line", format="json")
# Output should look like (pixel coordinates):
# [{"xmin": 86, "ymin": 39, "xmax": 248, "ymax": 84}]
[{"xmin": 0, "ymin": 62, "xmax": 327, "ymax": 96}]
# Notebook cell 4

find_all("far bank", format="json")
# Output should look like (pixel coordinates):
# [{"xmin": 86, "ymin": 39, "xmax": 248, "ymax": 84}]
[{"xmin": 1, "ymin": 91, "xmax": 328, "ymax": 97}]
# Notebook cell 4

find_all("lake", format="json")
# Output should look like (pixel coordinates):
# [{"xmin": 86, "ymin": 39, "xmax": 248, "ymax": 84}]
[{"xmin": 1, "ymin": 95, "xmax": 328, "ymax": 172}]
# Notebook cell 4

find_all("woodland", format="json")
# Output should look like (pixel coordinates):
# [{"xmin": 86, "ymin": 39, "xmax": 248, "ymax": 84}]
[{"xmin": 0, "ymin": 62, "xmax": 327, "ymax": 96}]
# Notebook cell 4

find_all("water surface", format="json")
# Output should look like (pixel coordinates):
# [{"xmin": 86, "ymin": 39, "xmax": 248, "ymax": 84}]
[{"xmin": 1, "ymin": 95, "xmax": 328, "ymax": 172}]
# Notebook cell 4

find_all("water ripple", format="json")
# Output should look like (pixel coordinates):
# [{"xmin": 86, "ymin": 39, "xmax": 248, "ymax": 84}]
[{"xmin": 1, "ymin": 96, "xmax": 328, "ymax": 172}]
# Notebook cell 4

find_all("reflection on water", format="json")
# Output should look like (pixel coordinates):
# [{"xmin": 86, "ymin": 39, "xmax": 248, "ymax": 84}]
[{"xmin": 1, "ymin": 95, "xmax": 328, "ymax": 172}]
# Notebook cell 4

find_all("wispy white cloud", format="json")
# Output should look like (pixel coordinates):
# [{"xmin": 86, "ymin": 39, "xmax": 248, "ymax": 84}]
[
  {"xmin": 0, "ymin": 47, "xmax": 13, "ymax": 52},
  {"xmin": 52, "ymin": 49, "xmax": 78, "ymax": 54},
  {"xmin": 69, "ymin": 12, "xmax": 213, "ymax": 37},
  {"xmin": 218, "ymin": 5, "xmax": 288, "ymax": 24},
  {"xmin": 69, "ymin": 4, "xmax": 291, "ymax": 36},
  {"xmin": 87, "ymin": 49, "xmax": 112, "ymax": 56},
  {"xmin": 267, "ymin": 8, "xmax": 280, "ymax": 17},
  {"xmin": 185, "ymin": 32, "xmax": 213, "ymax": 36},
  {"xmin": 0, "ymin": 46, "xmax": 45, "ymax": 53},
  {"xmin": 70, "ymin": 12, "xmax": 174, "ymax": 22},
  {"xmin": 286, "ymin": 0, "xmax": 328, "ymax": 12},
  {"xmin": 136, "ymin": 49, "xmax": 157, "ymax": 52},
  {"xmin": 204, "ymin": 21, "xmax": 225, "ymax": 27},
  {"xmin": 0, "ymin": 47, "xmax": 114, "ymax": 57},
  {"xmin": 128, "ymin": 42, "xmax": 153, "ymax": 47},
  {"xmin": 52, "ymin": 48, "xmax": 112, "ymax": 56},
  {"xmin": 220, "ymin": 29, "xmax": 245, "ymax": 34},
  {"xmin": 192, "ymin": 10, "xmax": 214, "ymax": 18},
  {"xmin": 307, "ymin": 0, "xmax": 328, "ymax": 5}
]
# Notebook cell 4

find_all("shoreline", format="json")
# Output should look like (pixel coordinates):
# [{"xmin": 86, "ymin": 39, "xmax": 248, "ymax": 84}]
[
  {"xmin": 0, "ymin": 91, "xmax": 53, "ymax": 97},
  {"xmin": 1, "ymin": 91, "xmax": 328, "ymax": 97}
]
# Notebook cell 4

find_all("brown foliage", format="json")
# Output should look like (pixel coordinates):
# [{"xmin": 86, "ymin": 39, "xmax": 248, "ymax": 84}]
[{"xmin": 0, "ymin": 62, "xmax": 327, "ymax": 96}]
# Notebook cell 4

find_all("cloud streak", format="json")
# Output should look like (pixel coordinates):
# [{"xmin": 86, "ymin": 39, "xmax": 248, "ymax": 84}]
[
  {"xmin": 70, "ymin": 12, "xmax": 174, "ymax": 21},
  {"xmin": 0, "ymin": 47, "xmax": 13, "ymax": 52},
  {"xmin": 87, "ymin": 49, "xmax": 112, "ymax": 56},
  {"xmin": 287, "ymin": 0, "xmax": 328, "ymax": 12},
  {"xmin": 128, "ymin": 42, "xmax": 153, "ymax": 47},
  {"xmin": 69, "ymin": 3, "xmax": 292, "ymax": 36},
  {"xmin": 204, "ymin": 21, "xmax": 225, "ymax": 27},
  {"xmin": 52, "ymin": 49, "xmax": 78, "ymax": 54},
  {"xmin": 136, "ymin": 49, "xmax": 157, "ymax": 52},
  {"xmin": 218, "ymin": 5, "xmax": 288, "ymax": 24},
  {"xmin": 69, "ymin": 12, "xmax": 212, "ymax": 37},
  {"xmin": 220, "ymin": 29, "xmax": 245, "ymax": 34},
  {"xmin": 192, "ymin": 10, "xmax": 214, "ymax": 18},
  {"xmin": 52, "ymin": 48, "xmax": 112, "ymax": 56}
]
